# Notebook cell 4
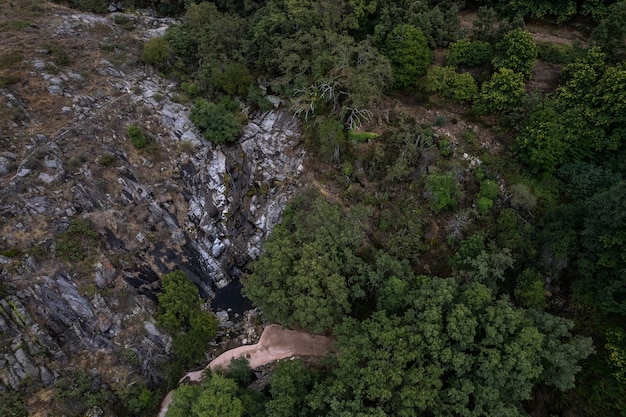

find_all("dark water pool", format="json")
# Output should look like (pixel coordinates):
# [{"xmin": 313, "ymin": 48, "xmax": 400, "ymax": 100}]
[{"xmin": 211, "ymin": 278, "xmax": 254, "ymax": 315}]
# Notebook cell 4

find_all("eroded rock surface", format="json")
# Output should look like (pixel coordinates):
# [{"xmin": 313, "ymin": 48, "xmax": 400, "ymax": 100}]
[{"xmin": 0, "ymin": 3, "xmax": 304, "ymax": 410}]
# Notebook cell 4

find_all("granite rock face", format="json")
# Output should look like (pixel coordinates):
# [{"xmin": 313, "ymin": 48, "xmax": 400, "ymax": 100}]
[{"xmin": 0, "ymin": 4, "xmax": 304, "ymax": 404}]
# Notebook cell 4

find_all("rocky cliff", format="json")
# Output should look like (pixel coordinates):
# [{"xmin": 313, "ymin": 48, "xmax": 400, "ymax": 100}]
[{"xmin": 0, "ymin": 4, "xmax": 303, "ymax": 414}]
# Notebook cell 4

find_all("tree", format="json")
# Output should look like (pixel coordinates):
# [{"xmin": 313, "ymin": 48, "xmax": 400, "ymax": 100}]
[
  {"xmin": 425, "ymin": 172, "xmax": 460, "ymax": 212},
  {"xmin": 309, "ymin": 277, "xmax": 593, "ymax": 417},
  {"xmin": 158, "ymin": 271, "xmax": 217, "ymax": 365},
  {"xmin": 426, "ymin": 66, "xmax": 478, "ymax": 103},
  {"xmin": 592, "ymin": 1, "xmax": 626, "ymax": 61},
  {"xmin": 166, "ymin": 374, "xmax": 243, "ymax": 417},
  {"xmin": 474, "ymin": 68, "xmax": 525, "ymax": 115},
  {"xmin": 445, "ymin": 39, "xmax": 494, "ymax": 68},
  {"xmin": 265, "ymin": 360, "xmax": 320, "ymax": 417},
  {"xmin": 383, "ymin": 24, "xmax": 432, "ymax": 88},
  {"xmin": 492, "ymin": 29, "xmax": 537, "ymax": 79},
  {"xmin": 243, "ymin": 194, "xmax": 371, "ymax": 332},
  {"xmin": 190, "ymin": 97, "xmax": 243, "ymax": 145}
]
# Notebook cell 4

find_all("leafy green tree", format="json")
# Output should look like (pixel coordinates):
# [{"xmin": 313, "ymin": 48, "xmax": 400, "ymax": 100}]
[
  {"xmin": 575, "ymin": 181, "xmax": 626, "ymax": 314},
  {"xmin": 310, "ymin": 276, "xmax": 593, "ymax": 417},
  {"xmin": 426, "ymin": 66, "xmax": 478, "ymax": 103},
  {"xmin": 492, "ymin": 29, "xmax": 537, "ymax": 79},
  {"xmin": 141, "ymin": 37, "xmax": 171, "ymax": 68},
  {"xmin": 265, "ymin": 360, "xmax": 320, "ymax": 417},
  {"xmin": 445, "ymin": 39, "xmax": 494, "ymax": 68},
  {"xmin": 474, "ymin": 68, "xmax": 525, "ymax": 115},
  {"xmin": 425, "ymin": 172, "xmax": 460, "ymax": 212},
  {"xmin": 243, "ymin": 194, "xmax": 371, "ymax": 332},
  {"xmin": 166, "ymin": 374, "xmax": 243, "ymax": 417},
  {"xmin": 592, "ymin": 1, "xmax": 626, "ymax": 60},
  {"xmin": 158, "ymin": 271, "xmax": 218, "ymax": 365},
  {"xmin": 382, "ymin": 24, "xmax": 432, "ymax": 88},
  {"xmin": 514, "ymin": 268, "xmax": 547, "ymax": 309},
  {"xmin": 190, "ymin": 97, "xmax": 243, "ymax": 145}
]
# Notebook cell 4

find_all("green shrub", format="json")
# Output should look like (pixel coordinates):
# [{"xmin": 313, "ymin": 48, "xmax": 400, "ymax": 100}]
[
  {"xmin": 514, "ymin": 268, "xmax": 547, "ymax": 309},
  {"xmin": 55, "ymin": 219, "xmax": 99, "ymax": 262},
  {"xmin": 445, "ymin": 39, "xmax": 494, "ymax": 67},
  {"xmin": 426, "ymin": 66, "xmax": 478, "ymax": 103},
  {"xmin": 141, "ymin": 37, "xmax": 170, "ymax": 66},
  {"xmin": 426, "ymin": 173, "xmax": 460, "ymax": 212},
  {"xmin": 128, "ymin": 125, "xmax": 149, "ymax": 149},
  {"xmin": 97, "ymin": 154, "xmax": 116, "ymax": 166},
  {"xmin": 0, "ymin": 391, "xmax": 27, "ymax": 417},
  {"xmin": 348, "ymin": 131, "xmax": 378, "ymax": 142},
  {"xmin": 476, "ymin": 196, "xmax": 494, "ymax": 215},
  {"xmin": 190, "ymin": 97, "xmax": 243, "ymax": 145},
  {"xmin": 536, "ymin": 42, "xmax": 584, "ymax": 64},
  {"xmin": 210, "ymin": 61, "xmax": 254, "ymax": 95},
  {"xmin": 479, "ymin": 179, "xmax": 499, "ymax": 200},
  {"xmin": 434, "ymin": 114, "xmax": 447, "ymax": 126}
]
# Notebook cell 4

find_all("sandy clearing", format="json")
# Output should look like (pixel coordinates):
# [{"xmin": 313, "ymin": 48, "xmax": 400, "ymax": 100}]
[{"xmin": 158, "ymin": 325, "xmax": 333, "ymax": 417}]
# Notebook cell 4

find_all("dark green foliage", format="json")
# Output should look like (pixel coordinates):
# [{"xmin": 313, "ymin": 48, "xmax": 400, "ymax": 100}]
[
  {"xmin": 97, "ymin": 153, "xmax": 116, "ymax": 166},
  {"xmin": 265, "ymin": 360, "xmax": 319, "ymax": 417},
  {"xmin": 158, "ymin": 271, "xmax": 218, "ymax": 365},
  {"xmin": 243, "ymin": 194, "xmax": 371, "ymax": 332},
  {"xmin": 310, "ymin": 277, "xmax": 593, "ymax": 417},
  {"xmin": 227, "ymin": 357, "xmax": 254, "ymax": 387},
  {"xmin": 445, "ymin": 39, "xmax": 494, "ymax": 68},
  {"xmin": 492, "ymin": 29, "xmax": 537, "ymax": 79},
  {"xmin": 514, "ymin": 268, "xmax": 547, "ymax": 309},
  {"xmin": 558, "ymin": 161, "xmax": 621, "ymax": 200},
  {"xmin": 425, "ymin": 172, "xmax": 460, "ymax": 212},
  {"xmin": 127, "ymin": 124, "xmax": 150, "ymax": 149},
  {"xmin": 141, "ymin": 37, "xmax": 171, "ymax": 66},
  {"xmin": 425, "ymin": 66, "xmax": 478, "ymax": 103},
  {"xmin": 516, "ymin": 49, "xmax": 626, "ymax": 173},
  {"xmin": 190, "ymin": 97, "xmax": 243, "ymax": 144},
  {"xmin": 55, "ymin": 218, "xmax": 99, "ymax": 262},
  {"xmin": 474, "ymin": 68, "xmax": 526, "ymax": 115},
  {"xmin": 164, "ymin": 23, "xmax": 198, "ymax": 66},
  {"xmin": 383, "ymin": 24, "xmax": 432, "ymax": 89},
  {"xmin": 54, "ymin": 370, "xmax": 111, "ymax": 416},
  {"xmin": 575, "ymin": 181, "xmax": 626, "ymax": 314},
  {"xmin": 592, "ymin": 1, "xmax": 626, "ymax": 60},
  {"xmin": 53, "ymin": 0, "xmax": 107, "ymax": 13},
  {"xmin": 209, "ymin": 61, "xmax": 254, "ymax": 95},
  {"xmin": 166, "ymin": 374, "xmax": 243, "ymax": 417},
  {"xmin": 0, "ymin": 390, "xmax": 27, "ymax": 417},
  {"xmin": 536, "ymin": 42, "xmax": 585, "ymax": 65},
  {"xmin": 306, "ymin": 116, "xmax": 348, "ymax": 163}
]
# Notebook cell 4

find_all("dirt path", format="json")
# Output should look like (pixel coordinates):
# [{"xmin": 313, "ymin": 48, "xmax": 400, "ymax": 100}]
[{"xmin": 157, "ymin": 325, "xmax": 333, "ymax": 417}]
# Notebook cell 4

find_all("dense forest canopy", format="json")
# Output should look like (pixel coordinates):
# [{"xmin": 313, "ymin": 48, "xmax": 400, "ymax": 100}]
[{"xmin": 33, "ymin": 0, "xmax": 626, "ymax": 416}]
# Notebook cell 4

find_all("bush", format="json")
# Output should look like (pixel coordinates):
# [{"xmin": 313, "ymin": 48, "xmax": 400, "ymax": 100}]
[
  {"xmin": 514, "ymin": 268, "xmax": 547, "ymax": 309},
  {"xmin": 210, "ymin": 61, "xmax": 254, "ymax": 95},
  {"xmin": 476, "ymin": 196, "xmax": 494, "ymax": 215},
  {"xmin": 128, "ymin": 125, "xmax": 150, "ymax": 149},
  {"xmin": 426, "ymin": 173, "xmax": 460, "ymax": 212},
  {"xmin": 55, "ymin": 219, "xmax": 99, "ymax": 262},
  {"xmin": 190, "ymin": 97, "xmax": 243, "ymax": 145},
  {"xmin": 474, "ymin": 68, "xmax": 525, "ymax": 115},
  {"xmin": 479, "ymin": 179, "xmax": 499, "ymax": 200},
  {"xmin": 426, "ymin": 66, "xmax": 478, "ymax": 103},
  {"xmin": 97, "ymin": 154, "xmax": 116, "ymax": 166},
  {"xmin": 141, "ymin": 37, "xmax": 170, "ymax": 66},
  {"xmin": 445, "ymin": 39, "xmax": 493, "ymax": 67},
  {"xmin": 537, "ymin": 42, "xmax": 584, "ymax": 65}
]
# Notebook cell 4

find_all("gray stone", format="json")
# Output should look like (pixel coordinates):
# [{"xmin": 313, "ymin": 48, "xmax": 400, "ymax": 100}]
[
  {"xmin": 38, "ymin": 172, "xmax": 57, "ymax": 183},
  {"xmin": 17, "ymin": 168, "xmax": 31, "ymax": 177},
  {"xmin": 47, "ymin": 85, "xmax": 63, "ymax": 95},
  {"xmin": 0, "ymin": 156, "xmax": 10, "ymax": 175},
  {"xmin": 56, "ymin": 276, "xmax": 94, "ymax": 320},
  {"xmin": 49, "ymin": 77, "xmax": 64, "ymax": 86}
]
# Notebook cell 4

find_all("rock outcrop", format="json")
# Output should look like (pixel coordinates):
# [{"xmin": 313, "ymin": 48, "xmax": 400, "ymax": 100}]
[{"xmin": 0, "ymin": 3, "xmax": 304, "ymax": 409}]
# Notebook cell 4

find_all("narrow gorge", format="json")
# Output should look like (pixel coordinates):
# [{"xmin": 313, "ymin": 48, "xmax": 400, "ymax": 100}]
[{"xmin": 0, "ymin": 5, "xmax": 303, "ymax": 414}]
